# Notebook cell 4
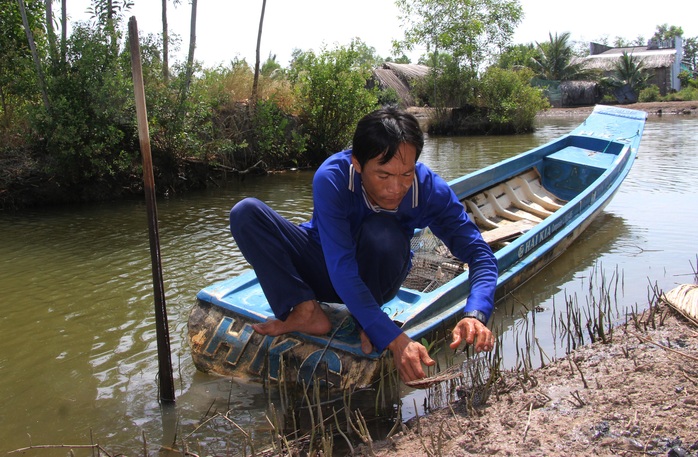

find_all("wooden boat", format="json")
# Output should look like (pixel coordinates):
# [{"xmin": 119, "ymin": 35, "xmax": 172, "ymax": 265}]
[{"xmin": 188, "ymin": 105, "xmax": 647, "ymax": 389}]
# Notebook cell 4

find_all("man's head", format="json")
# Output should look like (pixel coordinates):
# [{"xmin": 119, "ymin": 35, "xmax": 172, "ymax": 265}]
[
  {"xmin": 351, "ymin": 107, "xmax": 424, "ymax": 170},
  {"xmin": 351, "ymin": 108, "xmax": 425, "ymax": 210}
]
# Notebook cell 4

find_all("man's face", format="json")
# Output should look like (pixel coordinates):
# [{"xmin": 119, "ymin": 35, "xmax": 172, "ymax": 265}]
[{"xmin": 352, "ymin": 143, "xmax": 417, "ymax": 211}]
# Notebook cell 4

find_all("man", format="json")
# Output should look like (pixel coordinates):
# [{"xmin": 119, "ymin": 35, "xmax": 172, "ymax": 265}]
[{"xmin": 230, "ymin": 107, "xmax": 498, "ymax": 384}]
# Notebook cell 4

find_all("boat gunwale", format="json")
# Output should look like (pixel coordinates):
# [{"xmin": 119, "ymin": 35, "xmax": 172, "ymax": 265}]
[
  {"xmin": 401, "ymin": 139, "xmax": 638, "ymax": 338},
  {"xmin": 398, "ymin": 139, "xmax": 636, "ymax": 333}
]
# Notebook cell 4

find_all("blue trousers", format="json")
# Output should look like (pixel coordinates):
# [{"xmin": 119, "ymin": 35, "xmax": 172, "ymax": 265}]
[{"xmin": 229, "ymin": 198, "xmax": 410, "ymax": 321}]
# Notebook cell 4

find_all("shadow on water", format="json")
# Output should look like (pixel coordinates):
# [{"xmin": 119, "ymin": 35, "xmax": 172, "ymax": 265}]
[{"xmin": 493, "ymin": 213, "xmax": 631, "ymax": 369}]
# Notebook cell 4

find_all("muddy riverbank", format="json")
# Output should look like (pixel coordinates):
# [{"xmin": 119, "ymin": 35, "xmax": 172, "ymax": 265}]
[
  {"xmin": 363, "ymin": 296, "xmax": 698, "ymax": 457},
  {"xmin": 538, "ymin": 100, "xmax": 698, "ymax": 117}
]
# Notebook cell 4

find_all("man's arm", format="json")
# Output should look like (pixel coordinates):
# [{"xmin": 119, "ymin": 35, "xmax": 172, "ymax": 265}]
[
  {"xmin": 420, "ymin": 171, "xmax": 498, "ymax": 355},
  {"xmin": 425, "ymin": 174, "xmax": 499, "ymax": 323}
]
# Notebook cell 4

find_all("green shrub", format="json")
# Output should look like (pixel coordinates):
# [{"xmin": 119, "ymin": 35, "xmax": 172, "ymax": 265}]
[
  {"xmin": 678, "ymin": 70, "xmax": 693, "ymax": 89},
  {"xmin": 638, "ymin": 85, "xmax": 661, "ymax": 102},
  {"xmin": 477, "ymin": 67, "xmax": 550, "ymax": 133},
  {"xmin": 411, "ymin": 56, "xmax": 477, "ymax": 108},
  {"xmin": 600, "ymin": 94, "xmax": 617, "ymax": 104},
  {"xmin": 31, "ymin": 25, "xmax": 136, "ymax": 187},
  {"xmin": 377, "ymin": 87, "xmax": 400, "ymax": 107},
  {"xmin": 251, "ymin": 98, "xmax": 306, "ymax": 168},
  {"xmin": 665, "ymin": 86, "xmax": 698, "ymax": 101},
  {"xmin": 288, "ymin": 40, "xmax": 379, "ymax": 164},
  {"xmin": 194, "ymin": 60, "xmax": 302, "ymax": 170},
  {"xmin": 684, "ymin": 86, "xmax": 698, "ymax": 100}
]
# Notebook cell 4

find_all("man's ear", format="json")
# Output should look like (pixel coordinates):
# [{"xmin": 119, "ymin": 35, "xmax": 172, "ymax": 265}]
[{"xmin": 351, "ymin": 155, "xmax": 362, "ymax": 173}]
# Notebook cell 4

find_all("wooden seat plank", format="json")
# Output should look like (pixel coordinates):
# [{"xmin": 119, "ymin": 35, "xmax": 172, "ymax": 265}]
[{"xmin": 480, "ymin": 219, "xmax": 536, "ymax": 245}]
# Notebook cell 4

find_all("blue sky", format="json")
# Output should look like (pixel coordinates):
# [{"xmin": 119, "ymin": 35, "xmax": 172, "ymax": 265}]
[{"xmin": 69, "ymin": 0, "xmax": 697, "ymax": 68}]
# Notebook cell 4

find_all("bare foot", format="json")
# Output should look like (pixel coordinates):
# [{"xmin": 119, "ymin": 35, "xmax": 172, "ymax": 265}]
[
  {"xmin": 359, "ymin": 330, "xmax": 374, "ymax": 354},
  {"xmin": 252, "ymin": 300, "xmax": 331, "ymax": 336}
]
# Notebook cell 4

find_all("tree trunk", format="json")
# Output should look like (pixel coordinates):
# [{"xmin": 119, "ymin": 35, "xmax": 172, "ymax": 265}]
[
  {"xmin": 45, "ymin": 0, "xmax": 58, "ymax": 62},
  {"xmin": 18, "ymin": 0, "xmax": 50, "ymax": 111},
  {"xmin": 183, "ymin": 0, "xmax": 197, "ymax": 97},
  {"xmin": 162, "ymin": 0, "xmax": 169, "ymax": 82},
  {"xmin": 1, "ymin": 85, "xmax": 7, "ymax": 116},
  {"xmin": 251, "ymin": 0, "xmax": 267, "ymax": 111},
  {"xmin": 106, "ymin": 0, "xmax": 117, "ymax": 53},
  {"xmin": 61, "ymin": 0, "xmax": 66, "ymax": 64}
]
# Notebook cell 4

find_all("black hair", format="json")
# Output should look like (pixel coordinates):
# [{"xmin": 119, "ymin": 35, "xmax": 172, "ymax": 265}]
[{"xmin": 351, "ymin": 107, "xmax": 425, "ymax": 168}]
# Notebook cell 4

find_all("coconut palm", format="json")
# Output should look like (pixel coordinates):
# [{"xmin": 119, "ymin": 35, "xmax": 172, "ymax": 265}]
[
  {"xmin": 602, "ymin": 51, "xmax": 652, "ymax": 102},
  {"xmin": 531, "ymin": 32, "xmax": 593, "ymax": 81}
]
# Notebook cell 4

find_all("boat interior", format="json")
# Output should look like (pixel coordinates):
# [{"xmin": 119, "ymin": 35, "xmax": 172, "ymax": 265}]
[{"xmin": 404, "ymin": 168, "xmax": 566, "ymax": 293}]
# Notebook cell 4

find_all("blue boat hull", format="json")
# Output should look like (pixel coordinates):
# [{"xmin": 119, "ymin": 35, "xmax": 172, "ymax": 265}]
[{"xmin": 188, "ymin": 105, "xmax": 647, "ymax": 389}]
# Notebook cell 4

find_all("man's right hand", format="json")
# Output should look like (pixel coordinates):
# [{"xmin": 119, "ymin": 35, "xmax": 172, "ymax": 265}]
[{"xmin": 387, "ymin": 332, "xmax": 436, "ymax": 383}]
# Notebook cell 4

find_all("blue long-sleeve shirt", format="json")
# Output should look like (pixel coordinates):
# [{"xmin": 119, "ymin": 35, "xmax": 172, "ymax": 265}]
[{"xmin": 301, "ymin": 150, "xmax": 498, "ymax": 351}]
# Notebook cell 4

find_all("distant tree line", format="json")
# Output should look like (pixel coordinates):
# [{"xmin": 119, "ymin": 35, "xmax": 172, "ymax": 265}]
[{"xmin": 1, "ymin": 0, "xmax": 695, "ymax": 209}]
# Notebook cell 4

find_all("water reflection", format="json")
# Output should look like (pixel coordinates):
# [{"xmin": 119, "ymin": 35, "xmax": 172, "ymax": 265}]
[
  {"xmin": 493, "ymin": 212, "xmax": 630, "ymax": 365},
  {"xmin": 0, "ymin": 115, "xmax": 696, "ymax": 454}
]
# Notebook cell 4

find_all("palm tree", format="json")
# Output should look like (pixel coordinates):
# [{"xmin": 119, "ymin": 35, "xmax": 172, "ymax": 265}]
[
  {"xmin": 530, "ymin": 32, "xmax": 593, "ymax": 81},
  {"xmin": 602, "ymin": 51, "xmax": 651, "ymax": 103}
]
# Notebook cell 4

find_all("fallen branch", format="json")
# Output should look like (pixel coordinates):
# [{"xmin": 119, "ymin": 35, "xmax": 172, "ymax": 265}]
[
  {"xmin": 627, "ymin": 331, "xmax": 698, "ymax": 363},
  {"xmin": 572, "ymin": 358, "xmax": 589, "ymax": 389},
  {"xmin": 9, "ymin": 444, "xmax": 112, "ymax": 455},
  {"xmin": 522, "ymin": 402, "xmax": 533, "ymax": 442}
]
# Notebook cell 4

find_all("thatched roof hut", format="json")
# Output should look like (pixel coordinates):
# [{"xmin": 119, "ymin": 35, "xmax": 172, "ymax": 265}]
[
  {"xmin": 577, "ymin": 47, "xmax": 677, "ymax": 72},
  {"xmin": 371, "ymin": 63, "xmax": 430, "ymax": 107},
  {"xmin": 576, "ymin": 37, "xmax": 684, "ymax": 95},
  {"xmin": 560, "ymin": 80, "xmax": 601, "ymax": 107}
]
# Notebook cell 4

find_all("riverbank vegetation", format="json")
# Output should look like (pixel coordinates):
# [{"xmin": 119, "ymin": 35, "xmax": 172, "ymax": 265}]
[{"xmin": 1, "ymin": 0, "xmax": 697, "ymax": 210}]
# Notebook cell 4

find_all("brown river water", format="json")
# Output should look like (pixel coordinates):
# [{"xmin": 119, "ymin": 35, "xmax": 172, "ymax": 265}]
[{"xmin": 0, "ymin": 114, "xmax": 696, "ymax": 455}]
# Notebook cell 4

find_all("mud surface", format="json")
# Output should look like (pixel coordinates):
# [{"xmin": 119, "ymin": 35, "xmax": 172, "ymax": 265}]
[{"xmin": 363, "ymin": 302, "xmax": 698, "ymax": 456}]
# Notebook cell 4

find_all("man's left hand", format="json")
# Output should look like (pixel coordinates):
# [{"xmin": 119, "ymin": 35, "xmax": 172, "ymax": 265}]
[{"xmin": 450, "ymin": 317, "xmax": 494, "ymax": 352}]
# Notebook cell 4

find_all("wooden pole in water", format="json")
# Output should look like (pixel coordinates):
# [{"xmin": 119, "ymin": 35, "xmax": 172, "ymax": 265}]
[{"xmin": 128, "ymin": 16, "xmax": 176, "ymax": 403}]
